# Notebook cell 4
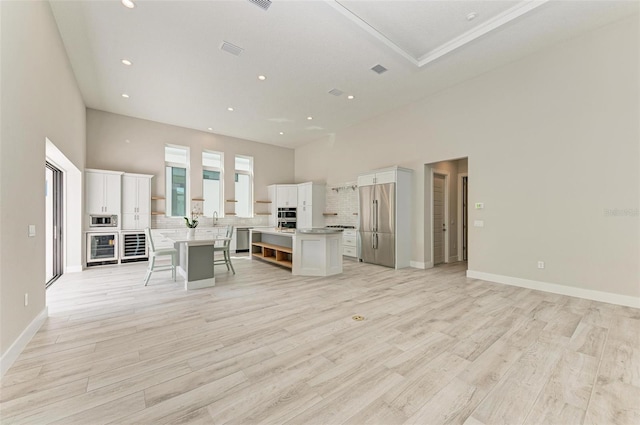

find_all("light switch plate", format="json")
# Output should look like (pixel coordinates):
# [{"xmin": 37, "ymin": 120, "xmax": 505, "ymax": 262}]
[
  {"xmin": 28, "ymin": 225, "xmax": 36, "ymax": 237},
  {"xmin": 474, "ymin": 220, "xmax": 484, "ymax": 227}
]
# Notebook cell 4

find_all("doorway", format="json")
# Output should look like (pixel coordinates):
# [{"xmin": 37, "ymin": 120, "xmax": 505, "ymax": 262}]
[
  {"xmin": 458, "ymin": 173, "xmax": 469, "ymax": 262},
  {"xmin": 46, "ymin": 162, "xmax": 63, "ymax": 287},
  {"xmin": 432, "ymin": 172, "xmax": 448, "ymax": 265}
]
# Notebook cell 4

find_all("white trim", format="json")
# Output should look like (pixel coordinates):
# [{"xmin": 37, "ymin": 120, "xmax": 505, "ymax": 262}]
[
  {"xmin": 65, "ymin": 265, "xmax": 83, "ymax": 273},
  {"xmin": 467, "ymin": 270, "xmax": 640, "ymax": 308},
  {"xmin": 416, "ymin": 1, "xmax": 549, "ymax": 67},
  {"xmin": 410, "ymin": 261, "xmax": 426, "ymax": 269},
  {"xmin": 0, "ymin": 307, "xmax": 48, "ymax": 378},
  {"xmin": 327, "ymin": 0, "xmax": 549, "ymax": 68},
  {"xmin": 430, "ymin": 169, "xmax": 450, "ymax": 265},
  {"xmin": 457, "ymin": 172, "xmax": 468, "ymax": 262}
]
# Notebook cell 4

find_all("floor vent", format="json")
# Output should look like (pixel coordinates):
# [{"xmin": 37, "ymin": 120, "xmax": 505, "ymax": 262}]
[
  {"xmin": 221, "ymin": 41, "xmax": 244, "ymax": 56},
  {"xmin": 371, "ymin": 64, "xmax": 388, "ymax": 74},
  {"xmin": 247, "ymin": 0, "xmax": 271, "ymax": 11}
]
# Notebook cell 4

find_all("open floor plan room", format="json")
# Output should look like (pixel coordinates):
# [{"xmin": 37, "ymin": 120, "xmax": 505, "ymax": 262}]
[{"xmin": 1, "ymin": 260, "xmax": 638, "ymax": 424}]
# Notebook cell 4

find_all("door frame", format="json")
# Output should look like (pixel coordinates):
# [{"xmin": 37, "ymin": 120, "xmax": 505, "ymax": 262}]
[
  {"xmin": 430, "ymin": 168, "xmax": 450, "ymax": 266},
  {"xmin": 457, "ymin": 172, "xmax": 468, "ymax": 262},
  {"xmin": 46, "ymin": 162, "xmax": 64, "ymax": 287}
]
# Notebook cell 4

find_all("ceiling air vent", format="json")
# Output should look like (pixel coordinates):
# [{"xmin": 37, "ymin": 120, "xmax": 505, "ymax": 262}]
[
  {"xmin": 328, "ymin": 88, "xmax": 344, "ymax": 97},
  {"xmin": 220, "ymin": 41, "xmax": 244, "ymax": 56},
  {"xmin": 247, "ymin": 0, "xmax": 271, "ymax": 11},
  {"xmin": 371, "ymin": 64, "xmax": 388, "ymax": 74}
]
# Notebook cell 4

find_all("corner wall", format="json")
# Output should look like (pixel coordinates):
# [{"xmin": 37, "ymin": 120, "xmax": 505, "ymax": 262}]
[
  {"xmin": 0, "ymin": 1, "xmax": 86, "ymax": 368},
  {"xmin": 295, "ymin": 15, "xmax": 640, "ymax": 300}
]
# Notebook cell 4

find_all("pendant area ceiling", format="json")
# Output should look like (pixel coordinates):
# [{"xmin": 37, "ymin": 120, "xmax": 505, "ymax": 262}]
[{"xmin": 49, "ymin": 0, "xmax": 638, "ymax": 149}]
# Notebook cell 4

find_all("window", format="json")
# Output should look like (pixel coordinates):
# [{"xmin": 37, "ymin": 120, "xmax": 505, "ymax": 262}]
[
  {"xmin": 165, "ymin": 145, "xmax": 189, "ymax": 217},
  {"xmin": 202, "ymin": 151, "xmax": 223, "ymax": 218},
  {"xmin": 235, "ymin": 155, "xmax": 253, "ymax": 217}
]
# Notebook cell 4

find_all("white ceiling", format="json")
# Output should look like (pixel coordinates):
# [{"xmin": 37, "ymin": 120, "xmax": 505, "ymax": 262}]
[{"xmin": 50, "ymin": 0, "xmax": 638, "ymax": 149}]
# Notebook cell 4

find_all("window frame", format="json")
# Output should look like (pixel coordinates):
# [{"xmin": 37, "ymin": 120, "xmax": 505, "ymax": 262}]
[
  {"xmin": 202, "ymin": 150, "xmax": 224, "ymax": 218},
  {"xmin": 234, "ymin": 155, "xmax": 254, "ymax": 218},
  {"xmin": 164, "ymin": 144, "xmax": 190, "ymax": 218}
]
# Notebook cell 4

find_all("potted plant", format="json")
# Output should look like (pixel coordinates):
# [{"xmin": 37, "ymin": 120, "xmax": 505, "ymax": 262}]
[{"xmin": 184, "ymin": 214, "xmax": 198, "ymax": 238}]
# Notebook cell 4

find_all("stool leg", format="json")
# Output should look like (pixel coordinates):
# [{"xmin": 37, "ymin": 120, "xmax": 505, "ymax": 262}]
[
  {"xmin": 172, "ymin": 253, "xmax": 176, "ymax": 281},
  {"xmin": 144, "ymin": 256, "xmax": 155, "ymax": 286},
  {"xmin": 227, "ymin": 251, "xmax": 235, "ymax": 275}
]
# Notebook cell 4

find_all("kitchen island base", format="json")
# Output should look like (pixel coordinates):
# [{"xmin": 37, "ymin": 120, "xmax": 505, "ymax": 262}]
[{"xmin": 250, "ymin": 229, "xmax": 343, "ymax": 276}]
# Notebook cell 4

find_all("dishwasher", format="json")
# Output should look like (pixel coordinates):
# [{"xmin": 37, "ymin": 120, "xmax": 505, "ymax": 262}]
[{"xmin": 236, "ymin": 227, "xmax": 251, "ymax": 252}]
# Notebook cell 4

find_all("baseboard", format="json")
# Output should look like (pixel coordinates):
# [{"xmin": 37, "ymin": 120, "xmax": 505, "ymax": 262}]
[
  {"xmin": 0, "ymin": 307, "xmax": 48, "ymax": 378},
  {"xmin": 448, "ymin": 255, "xmax": 459, "ymax": 263},
  {"xmin": 66, "ymin": 265, "xmax": 82, "ymax": 273},
  {"xmin": 410, "ymin": 261, "xmax": 426, "ymax": 269},
  {"xmin": 467, "ymin": 270, "xmax": 640, "ymax": 308}
]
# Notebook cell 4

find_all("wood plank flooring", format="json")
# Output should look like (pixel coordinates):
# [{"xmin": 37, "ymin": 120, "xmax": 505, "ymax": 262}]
[{"xmin": 1, "ymin": 256, "xmax": 639, "ymax": 424}]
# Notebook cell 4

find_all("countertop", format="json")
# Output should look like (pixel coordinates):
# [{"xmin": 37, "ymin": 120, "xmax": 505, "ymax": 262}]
[{"xmin": 250, "ymin": 228, "xmax": 344, "ymax": 236}]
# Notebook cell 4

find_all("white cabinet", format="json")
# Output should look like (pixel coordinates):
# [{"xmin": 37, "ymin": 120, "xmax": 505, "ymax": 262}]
[
  {"xmin": 298, "ymin": 183, "xmax": 312, "ymax": 207},
  {"xmin": 357, "ymin": 170, "xmax": 396, "ymax": 187},
  {"xmin": 276, "ymin": 185, "xmax": 298, "ymax": 207},
  {"xmin": 296, "ymin": 182, "xmax": 325, "ymax": 229},
  {"xmin": 122, "ymin": 174, "xmax": 153, "ymax": 230},
  {"xmin": 342, "ymin": 229, "xmax": 357, "ymax": 258},
  {"xmin": 86, "ymin": 170, "xmax": 123, "ymax": 214}
]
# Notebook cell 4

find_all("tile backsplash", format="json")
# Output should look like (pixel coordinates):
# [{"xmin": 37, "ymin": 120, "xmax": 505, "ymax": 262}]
[
  {"xmin": 324, "ymin": 182, "xmax": 359, "ymax": 227},
  {"xmin": 152, "ymin": 214, "xmax": 269, "ymax": 229}
]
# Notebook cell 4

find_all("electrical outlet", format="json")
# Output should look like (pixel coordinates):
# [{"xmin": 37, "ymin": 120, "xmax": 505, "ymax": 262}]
[
  {"xmin": 24, "ymin": 293, "xmax": 28, "ymax": 306},
  {"xmin": 537, "ymin": 261, "xmax": 545, "ymax": 269}
]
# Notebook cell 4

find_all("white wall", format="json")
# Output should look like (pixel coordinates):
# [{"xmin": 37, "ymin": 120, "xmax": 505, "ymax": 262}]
[
  {"xmin": 86, "ymin": 110, "xmax": 294, "ymax": 224},
  {"xmin": 295, "ymin": 15, "xmax": 639, "ymax": 300},
  {"xmin": 1, "ymin": 1, "xmax": 86, "ymax": 363}
]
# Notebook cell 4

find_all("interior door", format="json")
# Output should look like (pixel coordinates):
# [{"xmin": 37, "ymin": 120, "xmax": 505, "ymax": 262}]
[
  {"xmin": 433, "ymin": 173, "xmax": 446, "ymax": 265},
  {"xmin": 462, "ymin": 176, "xmax": 468, "ymax": 261},
  {"xmin": 46, "ymin": 163, "xmax": 63, "ymax": 287}
]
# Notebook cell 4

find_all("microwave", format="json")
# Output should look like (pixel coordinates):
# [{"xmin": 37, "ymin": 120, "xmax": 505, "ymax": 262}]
[
  {"xmin": 277, "ymin": 208, "xmax": 297, "ymax": 219},
  {"xmin": 90, "ymin": 215, "xmax": 118, "ymax": 227}
]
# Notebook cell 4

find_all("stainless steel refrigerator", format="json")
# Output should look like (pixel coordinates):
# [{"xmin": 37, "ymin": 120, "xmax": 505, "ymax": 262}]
[{"xmin": 359, "ymin": 182, "xmax": 395, "ymax": 268}]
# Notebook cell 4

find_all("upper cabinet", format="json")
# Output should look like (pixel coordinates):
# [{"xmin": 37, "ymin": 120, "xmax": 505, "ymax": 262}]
[
  {"xmin": 86, "ymin": 170, "xmax": 123, "ymax": 214},
  {"xmin": 276, "ymin": 185, "xmax": 298, "ymax": 208},
  {"xmin": 122, "ymin": 173, "xmax": 153, "ymax": 230},
  {"xmin": 297, "ymin": 182, "xmax": 326, "ymax": 228},
  {"xmin": 357, "ymin": 169, "xmax": 396, "ymax": 187}
]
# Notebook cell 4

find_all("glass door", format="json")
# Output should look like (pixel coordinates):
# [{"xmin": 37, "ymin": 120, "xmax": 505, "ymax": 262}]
[
  {"xmin": 87, "ymin": 233, "xmax": 118, "ymax": 263},
  {"xmin": 46, "ymin": 162, "xmax": 63, "ymax": 287}
]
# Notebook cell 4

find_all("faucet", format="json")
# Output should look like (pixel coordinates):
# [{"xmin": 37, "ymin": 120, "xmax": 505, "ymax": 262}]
[{"xmin": 213, "ymin": 211, "xmax": 218, "ymax": 225}]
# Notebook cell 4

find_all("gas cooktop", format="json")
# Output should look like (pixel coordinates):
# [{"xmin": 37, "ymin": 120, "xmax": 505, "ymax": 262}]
[{"xmin": 325, "ymin": 225, "xmax": 356, "ymax": 229}]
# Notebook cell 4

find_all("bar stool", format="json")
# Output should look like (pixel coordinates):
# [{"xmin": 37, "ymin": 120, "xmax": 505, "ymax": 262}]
[
  {"xmin": 213, "ymin": 225, "xmax": 235, "ymax": 274},
  {"xmin": 144, "ymin": 228, "xmax": 177, "ymax": 285}
]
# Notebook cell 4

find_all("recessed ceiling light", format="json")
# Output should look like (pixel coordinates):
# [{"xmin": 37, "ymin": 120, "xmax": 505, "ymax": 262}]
[
  {"xmin": 227, "ymin": 107, "xmax": 234, "ymax": 112},
  {"xmin": 279, "ymin": 132, "xmax": 284, "ymax": 135},
  {"xmin": 121, "ymin": 93, "xmax": 129, "ymax": 98},
  {"xmin": 121, "ymin": 0, "xmax": 135, "ymax": 9},
  {"xmin": 121, "ymin": 59, "xmax": 132, "ymax": 66},
  {"xmin": 347, "ymin": 95, "xmax": 355, "ymax": 100},
  {"xmin": 466, "ymin": 12, "xmax": 478, "ymax": 21},
  {"xmin": 258, "ymin": 75, "xmax": 266, "ymax": 81},
  {"xmin": 208, "ymin": 127, "xmax": 213, "ymax": 131},
  {"xmin": 307, "ymin": 116, "xmax": 313, "ymax": 120}
]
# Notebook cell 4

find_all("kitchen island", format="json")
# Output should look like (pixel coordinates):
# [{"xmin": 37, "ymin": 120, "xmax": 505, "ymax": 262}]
[
  {"xmin": 161, "ymin": 230, "xmax": 230, "ymax": 290},
  {"xmin": 250, "ymin": 228, "xmax": 343, "ymax": 276}
]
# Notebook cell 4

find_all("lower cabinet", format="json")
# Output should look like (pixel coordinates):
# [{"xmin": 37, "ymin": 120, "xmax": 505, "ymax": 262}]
[{"xmin": 343, "ymin": 229, "xmax": 357, "ymax": 257}]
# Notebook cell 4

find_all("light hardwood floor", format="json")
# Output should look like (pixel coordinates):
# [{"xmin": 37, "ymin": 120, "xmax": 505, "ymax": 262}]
[{"xmin": 1, "ymin": 256, "xmax": 639, "ymax": 424}]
